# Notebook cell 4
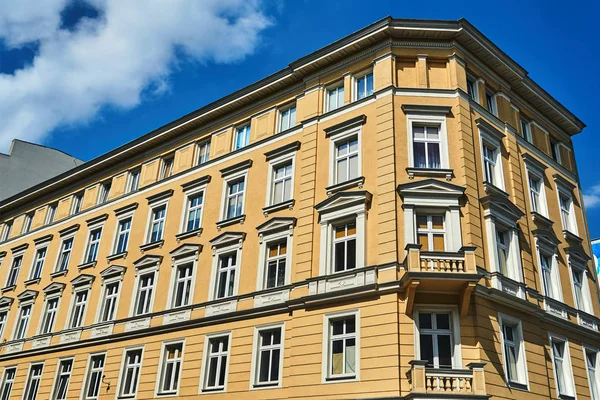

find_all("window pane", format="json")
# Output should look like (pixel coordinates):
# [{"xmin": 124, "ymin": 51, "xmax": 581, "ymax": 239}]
[
  {"xmin": 436, "ymin": 313, "xmax": 450, "ymax": 330},
  {"xmin": 346, "ymin": 239, "xmax": 356, "ymax": 270},
  {"xmin": 433, "ymin": 234, "xmax": 445, "ymax": 251},
  {"xmin": 437, "ymin": 335, "xmax": 452, "ymax": 368},
  {"xmin": 414, "ymin": 142, "xmax": 426, "ymax": 168},
  {"xmin": 345, "ymin": 338, "xmax": 356, "ymax": 373},
  {"xmin": 331, "ymin": 340, "xmax": 344, "ymax": 374},
  {"xmin": 420, "ymin": 334, "xmax": 434, "ymax": 367},
  {"xmin": 419, "ymin": 313, "xmax": 432, "ymax": 329},
  {"xmin": 428, "ymin": 143, "xmax": 441, "ymax": 169},
  {"xmin": 418, "ymin": 234, "xmax": 429, "ymax": 249}
]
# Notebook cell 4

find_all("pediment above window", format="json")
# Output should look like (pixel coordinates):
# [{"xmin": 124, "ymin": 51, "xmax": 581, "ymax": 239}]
[
  {"xmin": 210, "ymin": 232, "xmax": 246, "ymax": 250},
  {"xmin": 133, "ymin": 254, "xmax": 163, "ymax": 269},
  {"xmin": 17, "ymin": 289, "xmax": 38, "ymax": 303},
  {"xmin": 532, "ymin": 228, "xmax": 561, "ymax": 252},
  {"xmin": 563, "ymin": 230, "xmax": 584, "ymax": 246},
  {"xmin": 0, "ymin": 296, "xmax": 14, "ymax": 309},
  {"xmin": 480, "ymin": 185, "xmax": 524, "ymax": 227},
  {"xmin": 256, "ymin": 217, "xmax": 297, "ymax": 236},
  {"xmin": 43, "ymin": 282, "xmax": 66, "ymax": 295},
  {"xmin": 71, "ymin": 274, "xmax": 95, "ymax": 287},
  {"xmin": 100, "ymin": 265, "xmax": 127, "ymax": 280},
  {"xmin": 315, "ymin": 190, "xmax": 372, "ymax": 215},
  {"xmin": 170, "ymin": 243, "xmax": 202, "ymax": 260},
  {"xmin": 397, "ymin": 179, "xmax": 465, "ymax": 207},
  {"xmin": 476, "ymin": 117, "xmax": 505, "ymax": 142}
]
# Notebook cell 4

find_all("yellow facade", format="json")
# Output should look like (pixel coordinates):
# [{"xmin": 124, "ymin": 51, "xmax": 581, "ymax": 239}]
[{"xmin": 0, "ymin": 17, "xmax": 596, "ymax": 400}]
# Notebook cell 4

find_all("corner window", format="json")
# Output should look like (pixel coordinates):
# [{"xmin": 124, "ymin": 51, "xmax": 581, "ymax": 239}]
[
  {"xmin": 21, "ymin": 213, "xmax": 33, "ymax": 234},
  {"xmin": 119, "ymin": 348, "xmax": 143, "ymax": 398},
  {"xmin": 148, "ymin": 205, "xmax": 166, "ymax": 243},
  {"xmin": 520, "ymin": 118, "xmax": 532, "ymax": 143},
  {"xmin": 159, "ymin": 157, "xmax": 174, "ymax": 180},
  {"xmin": 417, "ymin": 311, "xmax": 453, "ymax": 368},
  {"xmin": 184, "ymin": 192, "xmax": 204, "ymax": 232},
  {"xmin": 586, "ymin": 348, "xmax": 600, "ymax": 400},
  {"xmin": 253, "ymin": 325, "xmax": 284, "ymax": 387},
  {"xmin": 52, "ymin": 359, "xmax": 73, "ymax": 400},
  {"xmin": 224, "ymin": 178, "xmax": 245, "ymax": 220},
  {"xmin": 157, "ymin": 342, "xmax": 184, "ymax": 395},
  {"xmin": 45, "ymin": 203, "xmax": 57, "ymax": 225},
  {"xmin": 70, "ymin": 193, "xmax": 83, "ymax": 215},
  {"xmin": 5, "ymin": 256, "xmax": 22, "ymax": 288},
  {"xmin": 99, "ymin": 282, "xmax": 120, "ymax": 322},
  {"xmin": 56, "ymin": 237, "xmax": 74, "ymax": 273},
  {"xmin": 201, "ymin": 334, "xmax": 230, "ymax": 392},
  {"xmin": 233, "ymin": 124, "xmax": 251, "ymax": 150},
  {"xmin": 413, "ymin": 125, "xmax": 441, "ymax": 169},
  {"xmin": 69, "ymin": 289, "xmax": 89, "ymax": 328},
  {"xmin": 134, "ymin": 272, "xmax": 155, "ymax": 316},
  {"xmin": 0, "ymin": 367, "xmax": 16, "ymax": 400},
  {"xmin": 40, "ymin": 297, "xmax": 59, "ymax": 334},
  {"xmin": 83, "ymin": 354, "xmax": 105, "ymax": 400},
  {"xmin": 23, "ymin": 364, "xmax": 43, "ymax": 400},
  {"xmin": 550, "ymin": 335, "xmax": 575, "ymax": 398},
  {"xmin": 97, "ymin": 182, "xmax": 111, "ymax": 205},
  {"xmin": 114, "ymin": 217, "xmax": 132, "ymax": 254},
  {"xmin": 326, "ymin": 82, "xmax": 344, "ymax": 112},
  {"xmin": 13, "ymin": 304, "xmax": 31, "ymax": 340},
  {"xmin": 195, "ymin": 140, "xmax": 211, "ymax": 165},
  {"xmin": 416, "ymin": 215, "xmax": 445, "ymax": 252},
  {"xmin": 278, "ymin": 105, "xmax": 296, "ymax": 132},
  {"xmin": 126, "ymin": 169, "xmax": 141, "ymax": 193},
  {"xmin": 84, "ymin": 228, "xmax": 102, "ymax": 263},
  {"xmin": 324, "ymin": 312, "xmax": 359, "ymax": 380},
  {"xmin": 498, "ymin": 314, "xmax": 528, "ymax": 388},
  {"xmin": 485, "ymin": 89, "xmax": 497, "ymax": 116},
  {"xmin": 354, "ymin": 71, "xmax": 373, "ymax": 100}
]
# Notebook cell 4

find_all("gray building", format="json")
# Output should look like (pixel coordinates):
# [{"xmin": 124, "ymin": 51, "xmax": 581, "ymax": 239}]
[{"xmin": 0, "ymin": 140, "xmax": 84, "ymax": 201}]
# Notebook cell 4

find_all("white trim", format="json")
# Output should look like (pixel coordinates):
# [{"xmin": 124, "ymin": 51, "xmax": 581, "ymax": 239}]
[
  {"xmin": 321, "ymin": 308, "xmax": 360, "ymax": 383},
  {"xmin": 129, "ymin": 262, "xmax": 159, "ymax": 317},
  {"xmin": 80, "ymin": 351, "xmax": 107, "ymax": 400},
  {"xmin": 116, "ymin": 345, "xmax": 145, "ymax": 399},
  {"xmin": 497, "ymin": 313, "xmax": 529, "ymax": 389},
  {"xmin": 0, "ymin": 365, "xmax": 17, "ymax": 400},
  {"xmin": 199, "ymin": 331, "xmax": 232, "ymax": 393},
  {"xmin": 53, "ymin": 233, "xmax": 76, "ymax": 274},
  {"xmin": 256, "ymin": 229, "xmax": 293, "ymax": 291},
  {"xmin": 144, "ymin": 198, "xmax": 169, "ymax": 244},
  {"xmin": 406, "ymin": 112, "xmax": 449, "ymax": 169},
  {"xmin": 64, "ymin": 287, "xmax": 90, "ymax": 330},
  {"xmin": 110, "ymin": 210, "xmax": 135, "ymax": 255},
  {"xmin": 479, "ymin": 128, "xmax": 505, "ymax": 191},
  {"xmin": 178, "ymin": 185, "xmax": 207, "ymax": 234},
  {"xmin": 352, "ymin": 68, "xmax": 374, "ymax": 102},
  {"xmin": 219, "ymin": 169, "xmax": 248, "ymax": 221},
  {"xmin": 548, "ymin": 332, "xmax": 576, "ymax": 398},
  {"xmin": 324, "ymin": 80, "xmax": 345, "ymax": 113},
  {"xmin": 154, "ymin": 338, "xmax": 186, "ymax": 398},
  {"xmin": 556, "ymin": 186, "xmax": 578, "ymax": 236},
  {"xmin": 524, "ymin": 165, "xmax": 548, "ymax": 217},
  {"xmin": 413, "ymin": 305, "xmax": 462, "ymax": 369},
  {"xmin": 166, "ymin": 253, "xmax": 198, "ymax": 310},
  {"xmin": 208, "ymin": 241, "xmax": 243, "ymax": 301},
  {"xmin": 94, "ymin": 273, "xmax": 123, "ymax": 324},
  {"xmin": 49, "ymin": 356, "xmax": 74, "ymax": 400},
  {"xmin": 265, "ymin": 153, "xmax": 296, "ymax": 208},
  {"xmin": 21, "ymin": 362, "xmax": 44, "ymax": 400},
  {"xmin": 328, "ymin": 125, "xmax": 362, "ymax": 187},
  {"xmin": 583, "ymin": 344, "xmax": 600, "ymax": 400},
  {"xmin": 81, "ymin": 223, "xmax": 104, "ymax": 265},
  {"xmin": 249, "ymin": 322, "xmax": 285, "ymax": 390},
  {"xmin": 36, "ymin": 292, "xmax": 62, "ymax": 335}
]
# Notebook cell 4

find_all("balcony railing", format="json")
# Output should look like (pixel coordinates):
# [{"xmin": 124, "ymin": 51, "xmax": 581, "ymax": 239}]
[
  {"xmin": 408, "ymin": 360, "xmax": 487, "ymax": 396},
  {"xmin": 405, "ymin": 244, "xmax": 477, "ymax": 274}
]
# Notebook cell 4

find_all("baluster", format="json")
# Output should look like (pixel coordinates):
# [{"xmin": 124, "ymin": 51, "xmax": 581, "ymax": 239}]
[
  {"xmin": 455, "ymin": 377, "xmax": 461, "ymax": 392},
  {"xmin": 466, "ymin": 378, "xmax": 472, "ymax": 392}
]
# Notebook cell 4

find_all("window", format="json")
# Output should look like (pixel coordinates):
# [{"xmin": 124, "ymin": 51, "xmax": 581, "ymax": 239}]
[
  {"xmin": 253, "ymin": 326, "xmax": 283, "ymax": 387},
  {"xmin": 0, "ymin": 367, "xmax": 16, "ymax": 400},
  {"xmin": 21, "ymin": 213, "xmax": 33, "ymax": 234},
  {"xmin": 0, "ymin": 222, "xmax": 12, "ymax": 242},
  {"xmin": 171, "ymin": 264, "xmax": 193, "ymax": 308},
  {"xmin": 571, "ymin": 267, "xmax": 593, "ymax": 313},
  {"xmin": 417, "ymin": 312, "xmax": 453, "ymax": 368},
  {"xmin": 5, "ymin": 256, "xmax": 22, "ymax": 288},
  {"xmin": 416, "ymin": 215, "xmax": 445, "ymax": 252},
  {"xmin": 201, "ymin": 334, "xmax": 230, "ymax": 391},
  {"xmin": 559, "ymin": 192, "xmax": 574, "ymax": 232},
  {"xmin": 159, "ymin": 157, "xmax": 174, "ymax": 180},
  {"xmin": 71, "ymin": 193, "xmax": 83, "ymax": 215},
  {"xmin": 184, "ymin": 193, "xmax": 203, "ymax": 232},
  {"xmin": 265, "ymin": 241, "xmax": 287, "ymax": 288},
  {"xmin": 485, "ymin": 90, "xmax": 496, "ymax": 115},
  {"xmin": 550, "ymin": 139, "xmax": 561, "ymax": 163},
  {"xmin": 119, "ymin": 348, "xmax": 143, "ymax": 398},
  {"xmin": 270, "ymin": 162, "xmax": 293, "ymax": 205},
  {"xmin": 586, "ymin": 348, "xmax": 600, "ymax": 400},
  {"xmin": 496, "ymin": 229, "xmax": 509, "ymax": 276},
  {"xmin": 196, "ymin": 140, "xmax": 210, "ymax": 165},
  {"xmin": 114, "ymin": 218, "xmax": 132, "ymax": 254},
  {"xmin": 233, "ymin": 124, "xmax": 251, "ymax": 150},
  {"xmin": 334, "ymin": 137, "xmax": 359, "ymax": 184},
  {"xmin": 69, "ymin": 289, "xmax": 89, "ymax": 328},
  {"xmin": 498, "ymin": 314, "xmax": 528, "ymax": 388},
  {"xmin": 134, "ymin": 272, "xmax": 155, "ymax": 316},
  {"xmin": 528, "ymin": 175, "xmax": 542, "ymax": 214},
  {"xmin": 158, "ymin": 342, "xmax": 183, "ymax": 395},
  {"xmin": 56, "ymin": 237, "xmax": 74, "ymax": 272},
  {"xmin": 40, "ymin": 297, "xmax": 59, "ymax": 334},
  {"xmin": 13, "ymin": 304, "xmax": 31, "ymax": 340},
  {"xmin": 148, "ymin": 205, "xmax": 166, "ymax": 243},
  {"xmin": 520, "ymin": 118, "xmax": 532, "ymax": 143},
  {"xmin": 83, "ymin": 354, "xmax": 105, "ymax": 400},
  {"xmin": 326, "ymin": 83, "xmax": 344, "ymax": 111},
  {"xmin": 100, "ymin": 282, "xmax": 120, "ymax": 322},
  {"xmin": 52, "ymin": 359, "xmax": 73, "ymax": 400},
  {"xmin": 355, "ymin": 71, "xmax": 373, "ymax": 100},
  {"xmin": 325, "ymin": 314, "xmax": 358, "ymax": 379},
  {"xmin": 215, "ymin": 253, "xmax": 237, "ymax": 299},
  {"xmin": 333, "ymin": 221, "xmax": 356, "ymax": 273},
  {"xmin": 483, "ymin": 144, "xmax": 497, "ymax": 185},
  {"xmin": 127, "ymin": 169, "xmax": 141, "ymax": 193},
  {"xmin": 540, "ymin": 254, "xmax": 558, "ymax": 301},
  {"xmin": 0, "ymin": 312, "xmax": 6, "ymax": 339},
  {"xmin": 85, "ymin": 228, "xmax": 102, "ymax": 263},
  {"xmin": 23, "ymin": 364, "xmax": 43, "ymax": 400},
  {"xmin": 97, "ymin": 182, "xmax": 111, "ymax": 204},
  {"xmin": 550, "ymin": 335, "xmax": 575, "ymax": 398},
  {"xmin": 29, "ymin": 247, "xmax": 48, "ymax": 279},
  {"xmin": 45, "ymin": 203, "xmax": 57, "ymax": 225},
  {"xmin": 225, "ymin": 178, "xmax": 245, "ymax": 220},
  {"xmin": 279, "ymin": 105, "xmax": 296, "ymax": 132},
  {"xmin": 466, "ymin": 76, "xmax": 478, "ymax": 101},
  {"xmin": 413, "ymin": 125, "xmax": 441, "ymax": 169}
]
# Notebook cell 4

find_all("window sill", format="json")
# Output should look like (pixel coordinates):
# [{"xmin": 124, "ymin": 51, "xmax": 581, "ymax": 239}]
[
  {"xmin": 50, "ymin": 270, "xmax": 68, "ymax": 279},
  {"xmin": 201, "ymin": 387, "xmax": 225, "ymax": 393},
  {"xmin": 0, "ymin": 285, "xmax": 15, "ymax": 293},
  {"xmin": 562, "ymin": 230, "xmax": 583, "ymax": 245},
  {"xmin": 252, "ymin": 382, "xmax": 280, "ymax": 389},
  {"xmin": 107, "ymin": 251, "xmax": 127, "ymax": 262},
  {"xmin": 175, "ymin": 227, "xmax": 203, "ymax": 243},
  {"xmin": 140, "ymin": 240, "xmax": 164, "ymax": 252},
  {"xmin": 262, "ymin": 199, "xmax": 295, "ymax": 216},
  {"xmin": 216, "ymin": 215, "xmax": 246, "ymax": 230},
  {"xmin": 24, "ymin": 277, "xmax": 41, "ymax": 286},
  {"xmin": 406, "ymin": 167, "xmax": 453, "ymax": 181},
  {"xmin": 325, "ymin": 176, "xmax": 365, "ymax": 196},
  {"xmin": 506, "ymin": 381, "xmax": 529, "ymax": 391},
  {"xmin": 78, "ymin": 261, "xmax": 97, "ymax": 271},
  {"xmin": 324, "ymin": 375, "xmax": 357, "ymax": 383}
]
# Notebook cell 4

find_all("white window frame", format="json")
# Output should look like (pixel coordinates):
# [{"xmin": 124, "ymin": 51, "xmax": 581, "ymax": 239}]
[
  {"xmin": 256, "ymin": 227, "xmax": 293, "ymax": 291},
  {"xmin": 54, "ymin": 235, "xmax": 75, "ymax": 273},
  {"xmin": 328, "ymin": 125, "xmax": 362, "ymax": 187},
  {"xmin": 525, "ymin": 166, "xmax": 548, "ymax": 217},
  {"xmin": 28, "ymin": 245, "xmax": 47, "ymax": 281},
  {"xmin": 96, "ymin": 277, "xmax": 122, "ymax": 323},
  {"xmin": 21, "ymin": 213, "xmax": 33, "ymax": 234},
  {"xmin": 568, "ymin": 261, "xmax": 594, "ymax": 314},
  {"xmin": 117, "ymin": 346, "xmax": 145, "ymax": 399},
  {"xmin": 413, "ymin": 306, "xmax": 462, "ymax": 369},
  {"xmin": 167, "ymin": 253, "xmax": 198, "ymax": 310},
  {"xmin": 233, "ymin": 123, "xmax": 251, "ymax": 150},
  {"xmin": 485, "ymin": 212, "xmax": 524, "ymax": 297},
  {"xmin": 466, "ymin": 75, "xmax": 479, "ymax": 102},
  {"xmin": 265, "ymin": 153, "xmax": 296, "ymax": 207},
  {"xmin": 353, "ymin": 69, "xmax": 374, "ymax": 101},
  {"xmin": 322, "ymin": 309, "xmax": 360, "ymax": 383},
  {"xmin": 0, "ymin": 310, "xmax": 8, "ymax": 340},
  {"xmin": 249, "ymin": 322, "xmax": 285, "ymax": 389},
  {"xmin": 557, "ymin": 188, "xmax": 578, "ymax": 235},
  {"xmin": 155, "ymin": 339, "xmax": 185, "ymax": 397},
  {"xmin": 126, "ymin": 168, "xmax": 141, "ymax": 194},
  {"xmin": 485, "ymin": 89, "xmax": 497, "ymax": 116},
  {"xmin": 70, "ymin": 193, "xmax": 83, "ymax": 215},
  {"xmin": 219, "ymin": 169, "xmax": 248, "ymax": 221},
  {"xmin": 144, "ymin": 199, "xmax": 169, "ymax": 244},
  {"xmin": 97, "ymin": 182, "xmax": 111, "ymax": 205},
  {"xmin": 325, "ymin": 81, "xmax": 345, "ymax": 112},
  {"xmin": 81, "ymin": 352, "xmax": 106, "ymax": 400},
  {"xmin": 520, "ymin": 117, "xmax": 532, "ymax": 143},
  {"xmin": 585, "ymin": 345, "xmax": 600, "ymax": 400},
  {"xmin": 549, "ymin": 333, "xmax": 576, "ymax": 398},
  {"xmin": 406, "ymin": 113, "xmax": 449, "ymax": 170},
  {"xmin": 179, "ymin": 187, "xmax": 206, "ymax": 234},
  {"xmin": 82, "ymin": 223, "xmax": 104, "ymax": 264},
  {"xmin": 159, "ymin": 156, "xmax": 174, "ymax": 180},
  {"xmin": 199, "ymin": 331, "xmax": 232, "ymax": 393},
  {"xmin": 66, "ymin": 287, "xmax": 90, "ymax": 329},
  {"xmin": 415, "ymin": 213, "xmax": 447, "ymax": 252},
  {"xmin": 129, "ymin": 261, "xmax": 159, "ymax": 317},
  {"xmin": 550, "ymin": 139, "xmax": 562, "ymax": 163},
  {"xmin": 50, "ymin": 357, "xmax": 74, "ymax": 400},
  {"xmin": 0, "ymin": 222, "xmax": 12, "ymax": 242},
  {"xmin": 209, "ymin": 245, "xmax": 242, "ymax": 301},
  {"xmin": 45, "ymin": 203, "xmax": 57, "ymax": 225},
  {"xmin": 111, "ymin": 215, "xmax": 133, "ymax": 255},
  {"xmin": 195, "ymin": 140, "xmax": 211, "ymax": 165},
  {"xmin": 11, "ymin": 301, "xmax": 33, "ymax": 340},
  {"xmin": 497, "ymin": 313, "xmax": 529, "ymax": 389},
  {"xmin": 479, "ymin": 129, "xmax": 505, "ymax": 190},
  {"xmin": 277, "ymin": 103, "xmax": 297, "ymax": 132},
  {"xmin": 0, "ymin": 366, "xmax": 16, "ymax": 400},
  {"xmin": 5, "ymin": 253, "xmax": 23, "ymax": 288},
  {"xmin": 535, "ymin": 237, "xmax": 563, "ymax": 302},
  {"xmin": 37, "ymin": 293, "xmax": 61, "ymax": 335},
  {"xmin": 23, "ymin": 363, "xmax": 44, "ymax": 400}
]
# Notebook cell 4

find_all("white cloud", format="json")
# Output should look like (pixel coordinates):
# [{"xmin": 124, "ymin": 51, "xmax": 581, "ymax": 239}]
[
  {"xmin": 0, "ymin": 0, "xmax": 271, "ymax": 152},
  {"xmin": 584, "ymin": 184, "xmax": 600, "ymax": 209}
]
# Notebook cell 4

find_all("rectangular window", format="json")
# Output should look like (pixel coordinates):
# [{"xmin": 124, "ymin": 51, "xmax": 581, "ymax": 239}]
[
  {"xmin": 6, "ymin": 256, "xmax": 22, "ymax": 287},
  {"xmin": 97, "ymin": 182, "xmax": 111, "ymax": 204},
  {"xmin": 85, "ymin": 228, "xmax": 102, "ymax": 263},
  {"xmin": 333, "ymin": 222, "xmax": 356, "ymax": 273},
  {"xmin": 279, "ymin": 105, "xmax": 296, "ymax": 132},
  {"xmin": 327, "ymin": 315, "xmax": 357, "ymax": 378},
  {"xmin": 70, "ymin": 290, "xmax": 88, "ymax": 328},
  {"xmin": 559, "ymin": 193, "xmax": 573, "ymax": 232},
  {"xmin": 520, "ymin": 118, "xmax": 532, "ymax": 143},
  {"xmin": 158, "ymin": 343, "xmax": 183, "ymax": 395},
  {"xmin": 270, "ymin": 162, "xmax": 293, "ymax": 205},
  {"xmin": 23, "ymin": 364, "xmax": 43, "ymax": 400},
  {"xmin": 483, "ymin": 144, "xmax": 497, "ymax": 185},
  {"xmin": 485, "ymin": 90, "xmax": 496, "ymax": 115},
  {"xmin": 255, "ymin": 327, "xmax": 282, "ymax": 386},
  {"xmin": 0, "ymin": 222, "xmax": 12, "ymax": 242},
  {"xmin": 41, "ymin": 297, "xmax": 59, "ymax": 334},
  {"xmin": 115, "ymin": 218, "xmax": 132, "ymax": 254},
  {"xmin": 334, "ymin": 137, "xmax": 359, "ymax": 184},
  {"xmin": 172, "ymin": 264, "xmax": 193, "ymax": 308},
  {"xmin": 134, "ymin": 272, "xmax": 155, "ymax": 316},
  {"xmin": 0, "ymin": 367, "xmax": 16, "ymax": 400},
  {"xmin": 496, "ymin": 229, "xmax": 509, "ymax": 276},
  {"xmin": 326, "ymin": 83, "xmax": 344, "ymax": 112},
  {"xmin": 413, "ymin": 125, "xmax": 441, "ymax": 169},
  {"xmin": 30, "ymin": 247, "xmax": 47, "ymax": 280},
  {"xmin": 149, "ymin": 205, "xmax": 166, "ymax": 242},
  {"xmin": 100, "ymin": 282, "xmax": 120, "ymax": 322},
  {"xmin": 550, "ymin": 139, "xmax": 561, "ymax": 163},
  {"xmin": 502, "ymin": 323, "xmax": 524, "ymax": 385},
  {"xmin": 550, "ymin": 336, "xmax": 575, "ymax": 397},
  {"xmin": 45, "ymin": 203, "xmax": 57, "ymax": 225},
  {"xmin": 233, "ymin": 124, "xmax": 251, "ymax": 150},
  {"xmin": 14, "ymin": 304, "xmax": 31, "ymax": 340},
  {"xmin": 127, "ymin": 169, "xmax": 141, "ymax": 193},
  {"xmin": 355, "ymin": 72, "xmax": 373, "ymax": 100},
  {"xmin": 196, "ymin": 141, "xmax": 211, "ymax": 165},
  {"xmin": 202, "ymin": 335, "xmax": 230, "ymax": 391},
  {"xmin": 159, "ymin": 157, "xmax": 174, "ymax": 180},
  {"xmin": 265, "ymin": 241, "xmax": 286, "ymax": 289},
  {"xmin": 52, "ymin": 359, "xmax": 73, "ymax": 400},
  {"xmin": 540, "ymin": 254, "xmax": 559, "ymax": 300},
  {"xmin": 185, "ymin": 193, "xmax": 203, "ymax": 232},
  {"xmin": 57, "ymin": 238, "xmax": 74, "ymax": 272},
  {"xmin": 572, "ymin": 268, "xmax": 591, "ymax": 313},
  {"xmin": 71, "ymin": 194, "xmax": 83, "ymax": 215},
  {"xmin": 216, "ymin": 253, "xmax": 237, "ymax": 299},
  {"xmin": 83, "ymin": 354, "xmax": 105, "ymax": 400},
  {"xmin": 418, "ymin": 312, "xmax": 453, "ymax": 368},
  {"xmin": 119, "ymin": 349, "xmax": 143, "ymax": 398},
  {"xmin": 586, "ymin": 349, "xmax": 600, "ymax": 400},
  {"xmin": 529, "ymin": 175, "xmax": 542, "ymax": 213},
  {"xmin": 0, "ymin": 312, "xmax": 6, "ymax": 339},
  {"xmin": 466, "ymin": 77, "xmax": 477, "ymax": 101},
  {"xmin": 225, "ymin": 178, "xmax": 245, "ymax": 219},
  {"xmin": 416, "ymin": 215, "xmax": 445, "ymax": 252},
  {"xmin": 21, "ymin": 213, "xmax": 33, "ymax": 234}
]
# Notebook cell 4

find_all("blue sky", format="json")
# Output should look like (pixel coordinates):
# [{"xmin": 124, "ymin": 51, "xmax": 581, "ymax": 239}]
[{"xmin": 1, "ymin": 0, "xmax": 600, "ymax": 237}]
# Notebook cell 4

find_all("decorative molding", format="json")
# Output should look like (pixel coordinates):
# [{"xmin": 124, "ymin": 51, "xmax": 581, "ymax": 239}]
[
  {"xmin": 170, "ymin": 243, "xmax": 202, "ymax": 260},
  {"xmin": 476, "ymin": 117, "xmax": 506, "ymax": 142},
  {"xmin": 256, "ymin": 217, "xmax": 297, "ymax": 237},
  {"xmin": 220, "ymin": 159, "xmax": 253, "ymax": 177},
  {"xmin": 133, "ymin": 254, "xmax": 163, "ymax": 270},
  {"xmin": 71, "ymin": 273, "xmax": 95, "ymax": 287},
  {"xmin": 315, "ymin": 190, "xmax": 373, "ymax": 214},
  {"xmin": 85, "ymin": 213, "xmax": 109, "ymax": 226},
  {"xmin": 99, "ymin": 265, "xmax": 127, "ymax": 280},
  {"xmin": 58, "ymin": 224, "xmax": 80, "ymax": 237},
  {"xmin": 401, "ymin": 104, "xmax": 452, "ymax": 115},
  {"xmin": 553, "ymin": 173, "xmax": 576, "ymax": 192},
  {"xmin": 33, "ymin": 234, "xmax": 54, "ymax": 245},
  {"xmin": 210, "ymin": 232, "xmax": 246, "ymax": 250},
  {"xmin": 125, "ymin": 317, "xmax": 151, "ymax": 332},
  {"xmin": 175, "ymin": 228, "xmax": 203, "ymax": 243},
  {"xmin": 264, "ymin": 141, "xmax": 301, "ymax": 161},
  {"xmin": 325, "ymin": 176, "xmax": 365, "ymax": 196},
  {"xmin": 254, "ymin": 289, "xmax": 290, "ymax": 308},
  {"xmin": 60, "ymin": 329, "xmax": 82, "ymax": 344},
  {"xmin": 262, "ymin": 199, "xmax": 295, "ymax": 217},
  {"xmin": 90, "ymin": 323, "xmax": 113, "ymax": 338},
  {"xmin": 139, "ymin": 240, "xmax": 164, "ymax": 252},
  {"xmin": 216, "ymin": 215, "xmax": 245, "ymax": 230},
  {"xmin": 205, "ymin": 299, "xmax": 238, "ymax": 317},
  {"xmin": 324, "ymin": 115, "xmax": 366, "ymax": 138},
  {"xmin": 77, "ymin": 261, "xmax": 97, "ymax": 271},
  {"xmin": 10, "ymin": 243, "xmax": 28, "ymax": 254},
  {"xmin": 146, "ymin": 189, "xmax": 174, "ymax": 204},
  {"xmin": 16, "ymin": 289, "xmax": 38, "ymax": 303},
  {"xmin": 114, "ymin": 202, "xmax": 138, "ymax": 216},
  {"xmin": 406, "ymin": 167, "xmax": 453, "ymax": 181},
  {"xmin": 43, "ymin": 282, "xmax": 66, "ymax": 295},
  {"xmin": 106, "ymin": 251, "xmax": 127, "ymax": 262},
  {"xmin": 31, "ymin": 336, "xmax": 51, "ymax": 349},
  {"xmin": 163, "ymin": 309, "xmax": 191, "ymax": 325},
  {"xmin": 181, "ymin": 175, "xmax": 211, "ymax": 192}
]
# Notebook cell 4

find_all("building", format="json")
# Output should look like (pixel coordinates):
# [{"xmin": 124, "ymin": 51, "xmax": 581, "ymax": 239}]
[
  {"xmin": 0, "ymin": 17, "xmax": 597, "ymax": 400},
  {"xmin": 593, "ymin": 238, "xmax": 600, "ymax": 278},
  {"xmin": 0, "ymin": 140, "xmax": 84, "ymax": 202}
]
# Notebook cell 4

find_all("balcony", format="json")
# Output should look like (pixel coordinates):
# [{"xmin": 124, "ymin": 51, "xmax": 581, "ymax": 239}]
[
  {"xmin": 401, "ymin": 244, "xmax": 481, "ymax": 317},
  {"xmin": 408, "ymin": 360, "xmax": 488, "ymax": 398}
]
